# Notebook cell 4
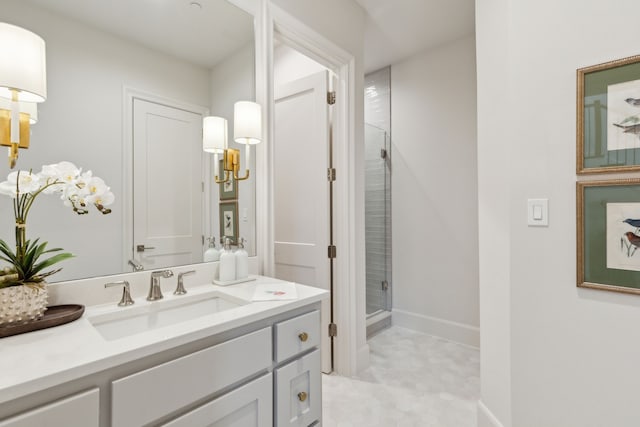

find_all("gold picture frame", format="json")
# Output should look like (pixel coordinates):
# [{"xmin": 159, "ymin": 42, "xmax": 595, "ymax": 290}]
[
  {"xmin": 577, "ymin": 178, "xmax": 640, "ymax": 295},
  {"xmin": 577, "ymin": 54, "xmax": 640, "ymax": 174}
]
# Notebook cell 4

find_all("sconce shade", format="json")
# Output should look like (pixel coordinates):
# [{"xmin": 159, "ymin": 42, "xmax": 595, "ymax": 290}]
[
  {"xmin": 203, "ymin": 116, "xmax": 227, "ymax": 154},
  {"xmin": 234, "ymin": 101, "xmax": 262, "ymax": 145},
  {"xmin": 0, "ymin": 98, "xmax": 37, "ymax": 124},
  {"xmin": 0, "ymin": 23, "xmax": 47, "ymax": 103}
]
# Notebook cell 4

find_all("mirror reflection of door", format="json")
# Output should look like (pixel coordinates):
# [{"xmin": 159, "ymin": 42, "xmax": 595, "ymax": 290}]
[{"xmin": 132, "ymin": 98, "xmax": 204, "ymax": 269}]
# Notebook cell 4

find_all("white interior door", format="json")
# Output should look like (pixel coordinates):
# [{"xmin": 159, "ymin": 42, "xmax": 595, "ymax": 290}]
[
  {"xmin": 133, "ymin": 98, "xmax": 203, "ymax": 269},
  {"xmin": 274, "ymin": 71, "xmax": 332, "ymax": 373}
]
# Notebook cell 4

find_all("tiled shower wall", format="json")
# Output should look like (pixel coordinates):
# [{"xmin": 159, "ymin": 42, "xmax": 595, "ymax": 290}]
[{"xmin": 364, "ymin": 67, "xmax": 391, "ymax": 315}]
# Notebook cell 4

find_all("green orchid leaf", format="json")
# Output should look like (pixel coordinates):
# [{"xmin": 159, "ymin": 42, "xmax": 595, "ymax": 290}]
[{"xmin": 31, "ymin": 252, "xmax": 74, "ymax": 276}]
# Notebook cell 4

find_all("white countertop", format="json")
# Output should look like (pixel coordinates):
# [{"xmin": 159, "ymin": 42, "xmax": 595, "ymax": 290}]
[{"xmin": 0, "ymin": 276, "xmax": 328, "ymax": 404}]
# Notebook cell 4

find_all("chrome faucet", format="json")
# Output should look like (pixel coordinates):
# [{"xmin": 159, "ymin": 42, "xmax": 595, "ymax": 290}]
[
  {"xmin": 147, "ymin": 270, "xmax": 173, "ymax": 301},
  {"xmin": 105, "ymin": 281, "xmax": 134, "ymax": 306},
  {"xmin": 128, "ymin": 259, "xmax": 144, "ymax": 271},
  {"xmin": 174, "ymin": 270, "xmax": 195, "ymax": 295}
]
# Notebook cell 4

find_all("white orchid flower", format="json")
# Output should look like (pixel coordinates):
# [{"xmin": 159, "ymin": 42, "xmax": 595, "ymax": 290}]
[
  {"xmin": 0, "ymin": 171, "xmax": 41, "ymax": 196},
  {"xmin": 90, "ymin": 190, "xmax": 115, "ymax": 207},
  {"xmin": 53, "ymin": 161, "xmax": 81, "ymax": 184}
]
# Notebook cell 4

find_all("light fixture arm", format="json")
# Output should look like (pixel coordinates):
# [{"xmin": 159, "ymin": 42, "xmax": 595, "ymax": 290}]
[{"xmin": 214, "ymin": 170, "xmax": 230, "ymax": 184}]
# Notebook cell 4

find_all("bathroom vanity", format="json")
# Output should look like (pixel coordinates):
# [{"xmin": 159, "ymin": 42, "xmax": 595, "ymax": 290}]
[{"xmin": 0, "ymin": 276, "xmax": 327, "ymax": 427}]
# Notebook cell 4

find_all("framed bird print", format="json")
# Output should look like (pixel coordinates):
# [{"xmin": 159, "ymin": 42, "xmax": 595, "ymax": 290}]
[
  {"xmin": 219, "ymin": 201, "xmax": 238, "ymax": 245},
  {"xmin": 577, "ymin": 54, "xmax": 640, "ymax": 174},
  {"xmin": 577, "ymin": 179, "xmax": 640, "ymax": 294}
]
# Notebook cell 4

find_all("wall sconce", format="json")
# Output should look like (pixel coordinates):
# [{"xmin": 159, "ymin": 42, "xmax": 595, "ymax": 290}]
[
  {"xmin": 0, "ymin": 22, "xmax": 47, "ymax": 169},
  {"xmin": 202, "ymin": 101, "xmax": 262, "ymax": 183}
]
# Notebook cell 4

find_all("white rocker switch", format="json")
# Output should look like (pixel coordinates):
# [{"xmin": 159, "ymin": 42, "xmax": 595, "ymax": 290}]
[{"xmin": 528, "ymin": 198, "xmax": 548, "ymax": 227}]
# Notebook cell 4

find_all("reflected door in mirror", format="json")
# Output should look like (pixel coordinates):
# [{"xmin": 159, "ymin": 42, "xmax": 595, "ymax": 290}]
[{"xmin": 133, "ymin": 99, "xmax": 203, "ymax": 269}]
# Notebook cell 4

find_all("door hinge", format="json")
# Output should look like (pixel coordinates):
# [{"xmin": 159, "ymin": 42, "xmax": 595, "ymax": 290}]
[
  {"xmin": 327, "ymin": 91, "xmax": 336, "ymax": 105},
  {"xmin": 329, "ymin": 323, "xmax": 337, "ymax": 337},
  {"xmin": 327, "ymin": 168, "xmax": 336, "ymax": 182},
  {"xmin": 328, "ymin": 245, "xmax": 337, "ymax": 259},
  {"xmin": 202, "ymin": 182, "xmax": 204, "ymax": 192}
]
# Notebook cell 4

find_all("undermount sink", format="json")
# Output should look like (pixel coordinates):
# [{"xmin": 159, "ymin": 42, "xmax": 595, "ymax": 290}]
[{"xmin": 89, "ymin": 291, "xmax": 246, "ymax": 341}]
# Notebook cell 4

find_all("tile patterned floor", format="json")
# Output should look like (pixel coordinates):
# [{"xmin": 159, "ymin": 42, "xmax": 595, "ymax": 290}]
[{"xmin": 322, "ymin": 326, "xmax": 480, "ymax": 426}]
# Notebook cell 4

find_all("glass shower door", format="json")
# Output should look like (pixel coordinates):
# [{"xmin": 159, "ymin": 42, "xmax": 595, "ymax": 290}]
[{"xmin": 365, "ymin": 123, "xmax": 391, "ymax": 315}]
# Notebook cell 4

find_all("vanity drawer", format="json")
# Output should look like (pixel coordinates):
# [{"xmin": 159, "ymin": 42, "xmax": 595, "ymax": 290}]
[
  {"xmin": 162, "ymin": 373, "xmax": 272, "ymax": 427},
  {"xmin": 274, "ymin": 310, "xmax": 320, "ymax": 363},
  {"xmin": 274, "ymin": 349, "xmax": 321, "ymax": 427},
  {"xmin": 0, "ymin": 388, "xmax": 99, "ymax": 427},
  {"xmin": 112, "ymin": 327, "xmax": 271, "ymax": 427}
]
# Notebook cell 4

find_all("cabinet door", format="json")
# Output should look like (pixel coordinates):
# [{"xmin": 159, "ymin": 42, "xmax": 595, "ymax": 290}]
[
  {"xmin": 0, "ymin": 389, "xmax": 99, "ymax": 427},
  {"xmin": 275, "ymin": 349, "xmax": 321, "ymax": 427},
  {"xmin": 162, "ymin": 374, "xmax": 272, "ymax": 427}
]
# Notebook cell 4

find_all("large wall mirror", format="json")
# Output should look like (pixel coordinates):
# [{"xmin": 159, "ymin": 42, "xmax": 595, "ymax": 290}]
[{"xmin": 0, "ymin": 0, "xmax": 257, "ymax": 282}]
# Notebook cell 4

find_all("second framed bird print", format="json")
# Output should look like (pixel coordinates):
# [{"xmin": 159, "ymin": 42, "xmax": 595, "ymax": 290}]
[
  {"xmin": 577, "ymin": 179, "xmax": 640, "ymax": 294},
  {"xmin": 577, "ymin": 54, "xmax": 640, "ymax": 174}
]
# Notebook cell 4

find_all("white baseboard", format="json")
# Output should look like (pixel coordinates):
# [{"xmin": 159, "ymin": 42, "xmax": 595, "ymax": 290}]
[
  {"xmin": 392, "ymin": 309, "xmax": 480, "ymax": 348},
  {"xmin": 477, "ymin": 400, "xmax": 505, "ymax": 427}
]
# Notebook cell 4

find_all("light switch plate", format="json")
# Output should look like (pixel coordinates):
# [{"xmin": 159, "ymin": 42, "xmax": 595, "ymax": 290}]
[{"xmin": 527, "ymin": 198, "xmax": 548, "ymax": 227}]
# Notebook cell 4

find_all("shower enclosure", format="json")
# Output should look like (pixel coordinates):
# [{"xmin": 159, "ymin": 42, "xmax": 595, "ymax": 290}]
[{"xmin": 365, "ymin": 123, "xmax": 392, "ymax": 328}]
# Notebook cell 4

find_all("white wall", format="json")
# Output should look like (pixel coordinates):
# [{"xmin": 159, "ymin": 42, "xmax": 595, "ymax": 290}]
[
  {"xmin": 391, "ymin": 36, "xmax": 479, "ymax": 347},
  {"xmin": 273, "ymin": 44, "xmax": 326, "ymax": 86},
  {"xmin": 476, "ymin": 0, "xmax": 511, "ymax": 424},
  {"xmin": 477, "ymin": 0, "xmax": 640, "ymax": 426},
  {"xmin": 209, "ymin": 43, "xmax": 257, "ymax": 255},
  {"xmin": 1, "ymin": 1, "xmax": 211, "ymax": 282}
]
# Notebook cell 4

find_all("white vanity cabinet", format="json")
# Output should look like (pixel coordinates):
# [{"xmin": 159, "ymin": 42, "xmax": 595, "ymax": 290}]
[
  {"xmin": 0, "ymin": 389, "xmax": 99, "ymax": 427},
  {"xmin": 0, "ymin": 299, "xmax": 324, "ymax": 427}
]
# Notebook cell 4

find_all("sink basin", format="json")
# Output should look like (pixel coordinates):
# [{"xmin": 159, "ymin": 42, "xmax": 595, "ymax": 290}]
[{"xmin": 89, "ymin": 291, "xmax": 246, "ymax": 341}]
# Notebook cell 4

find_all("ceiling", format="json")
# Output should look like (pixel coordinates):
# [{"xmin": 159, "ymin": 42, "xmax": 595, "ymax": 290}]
[
  {"xmin": 23, "ymin": 0, "xmax": 474, "ymax": 73},
  {"xmin": 355, "ymin": 0, "xmax": 475, "ymax": 73},
  {"xmin": 25, "ymin": 0, "xmax": 254, "ymax": 69}
]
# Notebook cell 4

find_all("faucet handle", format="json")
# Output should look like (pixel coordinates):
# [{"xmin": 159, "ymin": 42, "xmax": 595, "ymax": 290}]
[
  {"xmin": 175, "ymin": 270, "xmax": 196, "ymax": 295},
  {"xmin": 105, "ymin": 281, "xmax": 134, "ymax": 306}
]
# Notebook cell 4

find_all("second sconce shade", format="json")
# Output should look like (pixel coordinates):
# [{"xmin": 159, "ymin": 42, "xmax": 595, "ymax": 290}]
[
  {"xmin": 233, "ymin": 101, "xmax": 262, "ymax": 145},
  {"xmin": 203, "ymin": 101, "xmax": 262, "ymax": 183}
]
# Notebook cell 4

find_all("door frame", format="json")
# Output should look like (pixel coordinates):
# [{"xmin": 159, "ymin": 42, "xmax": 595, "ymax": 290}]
[
  {"xmin": 265, "ymin": 5, "xmax": 360, "ymax": 376},
  {"xmin": 122, "ymin": 87, "xmax": 209, "ymax": 273}
]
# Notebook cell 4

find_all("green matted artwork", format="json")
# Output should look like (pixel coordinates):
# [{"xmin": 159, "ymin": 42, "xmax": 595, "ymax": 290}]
[
  {"xmin": 219, "ymin": 201, "xmax": 238, "ymax": 245},
  {"xmin": 577, "ymin": 54, "xmax": 640, "ymax": 174},
  {"xmin": 219, "ymin": 159, "xmax": 237, "ymax": 200},
  {"xmin": 577, "ymin": 179, "xmax": 640, "ymax": 294}
]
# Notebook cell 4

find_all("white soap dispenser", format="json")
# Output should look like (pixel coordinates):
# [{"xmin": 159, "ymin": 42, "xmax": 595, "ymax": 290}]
[
  {"xmin": 219, "ymin": 237, "xmax": 236, "ymax": 282},
  {"xmin": 203, "ymin": 237, "xmax": 220, "ymax": 262},
  {"xmin": 235, "ymin": 237, "xmax": 249, "ymax": 280}
]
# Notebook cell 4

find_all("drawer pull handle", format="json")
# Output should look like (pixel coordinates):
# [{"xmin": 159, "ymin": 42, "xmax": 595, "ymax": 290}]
[
  {"xmin": 298, "ymin": 332, "xmax": 309, "ymax": 342},
  {"xmin": 298, "ymin": 391, "xmax": 308, "ymax": 402}
]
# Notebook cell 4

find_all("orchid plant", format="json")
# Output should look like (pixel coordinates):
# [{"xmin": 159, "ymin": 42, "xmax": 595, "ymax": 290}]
[{"xmin": 0, "ymin": 161, "xmax": 114, "ymax": 289}]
